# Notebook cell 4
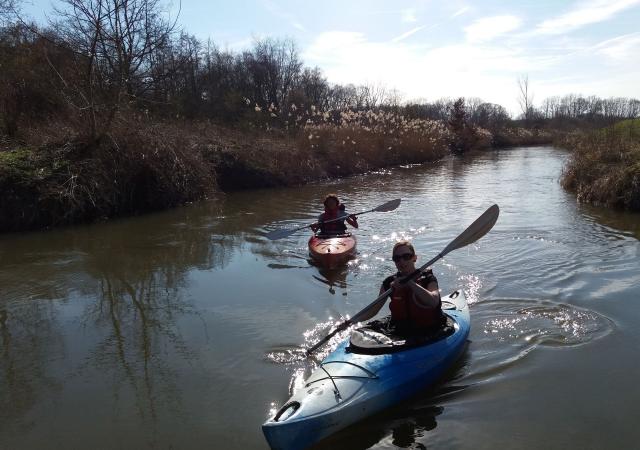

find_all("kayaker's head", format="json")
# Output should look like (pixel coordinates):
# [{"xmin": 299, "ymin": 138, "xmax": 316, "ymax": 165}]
[
  {"xmin": 323, "ymin": 194, "xmax": 340, "ymax": 213},
  {"xmin": 392, "ymin": 240, "xmax": 417, "ymax": 274}
]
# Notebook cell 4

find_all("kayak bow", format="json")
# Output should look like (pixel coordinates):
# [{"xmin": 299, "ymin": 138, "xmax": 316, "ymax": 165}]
[{"xmin": 308, "ymin": 234, "xmax": 357, "ymax": 269}]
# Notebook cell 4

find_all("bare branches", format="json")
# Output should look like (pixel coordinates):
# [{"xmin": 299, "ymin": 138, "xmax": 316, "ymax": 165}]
[
  {"xmin": 48, "ymin": 0, "xmax": 179, "ymax": 139},
  {"xmin": 517, "ymin": 74, "xmax": 534, "ymax": 121}
]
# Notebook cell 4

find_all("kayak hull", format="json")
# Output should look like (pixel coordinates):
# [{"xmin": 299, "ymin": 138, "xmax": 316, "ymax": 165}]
[
  {"xmin": 262, "ymin": 290, "xmax": 470, "ymax": 450},
  {"xmin": 308, "ymin": 234, "xmax": 357, "ymax": 269}
]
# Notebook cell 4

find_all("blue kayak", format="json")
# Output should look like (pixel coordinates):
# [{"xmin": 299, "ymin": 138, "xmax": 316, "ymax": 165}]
[{"xmin": 262, "ymin": 289, "xmax": 470, "ymax": 450}]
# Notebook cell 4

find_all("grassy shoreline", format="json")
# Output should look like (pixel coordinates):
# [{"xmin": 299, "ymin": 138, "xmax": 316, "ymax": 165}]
[
  {"xmin": 560, "ymin": 119, "xmax": 640, "ymax": 211},
  {"xmin": 1, "ymin": 116, "xmax": 556, "ymax": 233}
]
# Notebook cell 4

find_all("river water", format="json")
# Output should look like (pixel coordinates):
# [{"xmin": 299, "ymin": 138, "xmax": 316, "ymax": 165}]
[{"xmin": 1, "ymin": 146, "xmax": 639, "ymax": 449}]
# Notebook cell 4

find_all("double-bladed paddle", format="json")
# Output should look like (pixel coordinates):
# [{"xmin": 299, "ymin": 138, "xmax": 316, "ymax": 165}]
[
  {"xmin": 306, "ymin": 203, "xmax": 500, "ymax": 355},
  {"xmin": 265, "ymin": 198, "xmax": 402, "ymax": 241}
]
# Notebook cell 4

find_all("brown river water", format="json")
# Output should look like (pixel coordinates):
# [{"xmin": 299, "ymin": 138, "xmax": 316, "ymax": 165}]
[{"xmin": 1, "ymin": 146, "xmax": 639, "ymax": 449}]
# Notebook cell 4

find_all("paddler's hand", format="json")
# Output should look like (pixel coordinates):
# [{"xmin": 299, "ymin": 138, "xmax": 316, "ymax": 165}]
[
  {"xmin": 389, "ymin": 276, "xmax": 402, "ymax": 289},
  {"xmin": 390, "ymin": 276, "xmax": 412, "ymax": 290}
]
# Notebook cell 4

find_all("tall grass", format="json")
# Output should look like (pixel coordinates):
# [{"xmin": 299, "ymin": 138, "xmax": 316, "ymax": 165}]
[
  {"xmin": 298, "ymin": 109, "xmax": 454, "ymax": 175},
  {"xmin": 561, "ymin": 120, "xmax": 640, "ymax": 210},
  {"xmin": 0, "ymin": 115, "xmax": 218, "ymax": 231}
]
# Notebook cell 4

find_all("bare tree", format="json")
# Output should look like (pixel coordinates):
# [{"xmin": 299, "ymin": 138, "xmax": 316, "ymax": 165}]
[
  {"xmin": 52, "ymin": 0, "xmax": 179, "ymax": 139},
  {"xmin": 471, "ymin": 102, "xmax": 510, "ymax": 131},
  {"xmin": 358, "ymin": 82, "xmax": 387, "ymax": 109},
  {"xmin": 464, "ymin": 96, "xmax": 484, "ymax": 120},
  {"xmin": 517, "ymin": 74, "xmax": 534, "ymax": 121},
  {"xmin": 0, "ymin": 0, "xmax": 18, "ymax": 22},
  {"xmin": 245, "ymin": 37, "xmax": 302, "ymax": 109},
  {"xmin": 296, "ymin": 66, "xmax": 329, "ymax": 109},
  {"xmin": 326, "ymin": 83, "xmax": 358, "ymax": 110},
  {"xmin": 385, "ymin": 88, "xmax": 404, "ymax": 109}
]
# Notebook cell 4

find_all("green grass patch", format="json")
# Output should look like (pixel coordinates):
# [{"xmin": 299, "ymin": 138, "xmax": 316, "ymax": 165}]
[
  {"xmin": 0, "ymin": 147, "xmax": 34, "ymax": 168},
  {"xmin": 0, "ymin": 147, "xmax": 62, "ymax": 182},
  {"xmin": 612, "ymin": 118, "xmax": 640, "ymax": 139}
]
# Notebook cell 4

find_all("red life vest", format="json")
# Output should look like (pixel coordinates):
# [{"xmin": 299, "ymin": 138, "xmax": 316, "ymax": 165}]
[
  {"xmin": 319, "ymin": 207, "xmax": 347, "ymax": 234},
  {"xmin": 384, "ymin": 271, "xmax": 443, "ymax": 329}
]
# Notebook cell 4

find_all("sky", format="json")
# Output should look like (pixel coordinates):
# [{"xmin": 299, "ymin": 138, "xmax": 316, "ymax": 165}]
[{"xmin": 22, "ymin": 0, "xmax": 640, "ymax": 114}]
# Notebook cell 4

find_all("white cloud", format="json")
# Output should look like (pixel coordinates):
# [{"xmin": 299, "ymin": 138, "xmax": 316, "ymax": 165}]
[
  {"xmin": 260, "ymin": 0, "xmax": 306, "ymax": 32},
  {"xmin": 303, "ymin": 31, "xmax": 550, "ymax": 112},
  {"xmin": 464, "ymin": 15, "xmax": 522, "ymax": 43},
  {"xmin": 391, "ymin": 26, "xmax": 426, "ymax": 43},
  {"xmin": 402, "ymin": 9, "xmax": 418, "ymax": 23},
  {"xmin": 593, "ymin": 32, "xmax": 640, "ymax": 61},
  {"xmin": 535, "ymin": 0, "xmax": 640, "ymax": 35},
  {"xmin": 305, "ymin": 31, "xmax": 368, "ymax": 56},
  {"xmin": 451, "ymin": 7, "xmax": 470, "ymax": 18},
  {"xmin": 303, "ymin": 10, "xmax": 640, "ymax": 114}
]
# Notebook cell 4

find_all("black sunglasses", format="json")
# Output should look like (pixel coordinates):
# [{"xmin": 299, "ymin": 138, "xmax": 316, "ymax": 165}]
[{"xmin": 392, "ymin": 253, "xmax": 414, "ymax": 262}]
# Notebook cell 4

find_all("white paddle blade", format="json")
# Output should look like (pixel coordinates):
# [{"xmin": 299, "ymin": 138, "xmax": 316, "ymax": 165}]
[{"xmin": 442, "ymin": 204, "xmax": 499, "ymax": 255}]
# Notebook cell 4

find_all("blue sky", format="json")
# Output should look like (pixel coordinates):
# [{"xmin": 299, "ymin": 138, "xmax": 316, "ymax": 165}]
[{"xmin": 23, "ymin": 0, "xmax": 640, "ymax": 114}]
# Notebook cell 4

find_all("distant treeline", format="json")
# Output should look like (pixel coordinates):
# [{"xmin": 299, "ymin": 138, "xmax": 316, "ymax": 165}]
[{"xmin": 2, "ymin": 0, "xmax": 639, "ymax": 140}]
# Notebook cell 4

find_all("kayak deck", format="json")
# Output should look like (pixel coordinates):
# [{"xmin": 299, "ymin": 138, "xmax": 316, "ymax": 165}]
[{"xmin": 308, "ymin": 233, "xmax": 357, "ymax": 269}]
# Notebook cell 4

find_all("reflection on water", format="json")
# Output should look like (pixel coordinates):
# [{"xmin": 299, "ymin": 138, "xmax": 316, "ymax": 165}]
[
  {"xmin": 315, "ymin": 404, "xmax": 444, "ymax": 450},
  {"xmin": 2, "ymin": 146, "xmax": 640, "ymax": 449},
  {"xmin": 83, "ymin": 266, "xmax": 194, "ymax": 428},
  {"xmin": 0, "ymin": 301, "xmax": 63, "ymax": 437},
  {"xmin": 579, "ymin": 203, "xmax": 640, "ymax": 241},
  {"xmin": 313, "ymin": 267, "xmax": 349, "ymax": 296},
  {"xmin": 0, "ymin": 204, "xmax": 242, "ymax": 446}
]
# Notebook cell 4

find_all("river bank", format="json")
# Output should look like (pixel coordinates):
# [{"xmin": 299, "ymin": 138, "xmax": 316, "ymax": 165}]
[
  {"xmin": 0, "ymin": 114, "xmax": 554, "ymax": 233},
  {"xmin": 560, "ymin": 119, "xmax": 640, "ymax": 211}
]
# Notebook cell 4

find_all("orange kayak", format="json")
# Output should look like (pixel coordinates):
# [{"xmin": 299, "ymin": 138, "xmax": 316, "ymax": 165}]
[{"xmin": 308, "ymin": 234, "xmax": 357, "ymax": 268}]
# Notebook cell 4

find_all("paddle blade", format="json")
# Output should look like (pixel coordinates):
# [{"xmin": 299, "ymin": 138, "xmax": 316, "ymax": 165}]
[
  {"xmin": 265, "ymin": 226, "xmax": 305, "ymax": 240},
  {"xmin": 372, "ymin": 198, "xmax": 402, "ymax": 213},
  {"xmin": 441, "ymin": 204, "xmax": 499, "ymax": 256}
]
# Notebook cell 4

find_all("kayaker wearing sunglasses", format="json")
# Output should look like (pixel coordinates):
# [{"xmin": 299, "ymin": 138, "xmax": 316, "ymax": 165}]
[
  {"xmin": 310, "ymin": 194, "xmax": 358, "ymax": 236},
  {"xmin": 374, "ymin": 240, "xmax": 445, "ymax": 335}
]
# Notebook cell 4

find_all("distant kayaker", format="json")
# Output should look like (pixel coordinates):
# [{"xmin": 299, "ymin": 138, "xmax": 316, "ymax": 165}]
[
  {"xmin": 310, "ymin": 194, "xmax": 358, "ymax": 236},
  {"xmin": 374, "ymin": 240, "xmax": 445, "ymax": 335}
]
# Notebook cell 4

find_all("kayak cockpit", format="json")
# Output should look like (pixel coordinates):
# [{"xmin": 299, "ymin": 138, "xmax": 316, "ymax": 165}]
[{"xmin": 347, "ymin": 316, "xmax": 458, "ymax": 355}]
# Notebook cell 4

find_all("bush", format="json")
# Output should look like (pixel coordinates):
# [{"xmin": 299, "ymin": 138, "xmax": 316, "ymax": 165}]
[{"xmin": 561, "ymin": 122, "xmax": 640, "ymax": 210}]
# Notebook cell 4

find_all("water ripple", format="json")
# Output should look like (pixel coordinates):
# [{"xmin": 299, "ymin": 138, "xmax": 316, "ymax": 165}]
[
  {"xmin": 464, "ymin": 298, "xmax": 615, "ymax": 385},
  {"xmin": 476, "ymin": 298, "xmax": 614, "ymax": 347}
]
